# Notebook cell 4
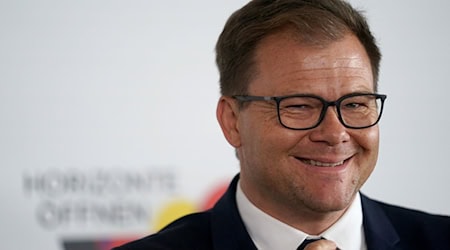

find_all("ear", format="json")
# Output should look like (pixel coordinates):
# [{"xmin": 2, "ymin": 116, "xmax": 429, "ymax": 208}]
[{"xmin": 216, "ymin": 96, "xmax": 241, "ymax": 148}]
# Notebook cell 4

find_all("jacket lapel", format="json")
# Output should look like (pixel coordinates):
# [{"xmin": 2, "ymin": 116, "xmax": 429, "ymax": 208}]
[
  {"xmin": 361, "ymin": 194, "xmax": 401, "ymax": 250},
  {"xmin": 210, "ymin": 175, "xmax": 258, "ymax": 250}
]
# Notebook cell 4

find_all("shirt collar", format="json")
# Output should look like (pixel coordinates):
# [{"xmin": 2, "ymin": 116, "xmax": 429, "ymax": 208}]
[
  {"xmin": 236, "ymin": 181, "xmax": 366, "ymax": 250},
  {"xmin": 322, "ymin": 191, "xmax": 366, "ymax": 250}
]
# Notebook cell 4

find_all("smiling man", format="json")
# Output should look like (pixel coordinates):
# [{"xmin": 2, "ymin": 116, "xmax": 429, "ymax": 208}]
[
  {"xmin": 222, "ymin": 29, "xmax": 380, "ymax": 237},
  {"xmin": 114, "ymin": 1, "xmax": 450, "ymax": 249}
]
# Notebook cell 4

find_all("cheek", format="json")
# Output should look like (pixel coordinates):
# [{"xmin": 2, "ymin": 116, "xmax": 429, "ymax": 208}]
[
  {"xmin": 356, "ymin": 126, "xmax": 379, "ymax": 153},
  {"xmin": 240, "ymin": 111, "xmax": 278, "ymax": 143},
  {"xmin": 239, "ymin": 115, "xmax": 300, "ymax": 163},
  {"xmin": 353, "ymin": 127, "xmax": 379, "ymax": 179}
]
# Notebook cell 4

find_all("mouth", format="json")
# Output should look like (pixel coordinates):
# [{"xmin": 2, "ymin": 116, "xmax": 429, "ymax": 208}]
[{"xmin": 296, "ymin": 157, "xmax": 347, "ymax": 168}]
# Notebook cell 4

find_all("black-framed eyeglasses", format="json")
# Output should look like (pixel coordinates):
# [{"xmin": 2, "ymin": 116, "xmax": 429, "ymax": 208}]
[{"xmin": 233, "ymin": 93, "xmax": 387, "ymax": 130}]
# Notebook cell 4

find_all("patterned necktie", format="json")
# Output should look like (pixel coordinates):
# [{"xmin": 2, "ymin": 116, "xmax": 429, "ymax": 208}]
[{"xmin": 296, "ymin": 237, "xmax": 324, "ymax": 250}]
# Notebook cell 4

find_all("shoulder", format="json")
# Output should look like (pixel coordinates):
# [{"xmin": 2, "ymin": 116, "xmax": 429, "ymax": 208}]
[
  {"xmin": 113, "ymin": 211, "xmax": 213, "ymax": 250},
  {"xmin": 375, "ymin": 198, "xmax": 449, "ymax": 229},
  {"xmin": 363, "ymin": 195, "xmax": 450, "ymax": 243}
]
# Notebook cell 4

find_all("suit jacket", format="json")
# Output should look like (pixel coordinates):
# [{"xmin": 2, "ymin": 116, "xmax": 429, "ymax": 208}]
[{"xmin": 114, "ymin": 175, "xmax": 450, "ymax": 250}]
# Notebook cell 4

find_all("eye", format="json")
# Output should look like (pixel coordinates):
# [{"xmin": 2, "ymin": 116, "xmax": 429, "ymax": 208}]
[
  {"xmin": 281, "ymin": 97, "xmax": 321, "ymax": 110},
  {"xmin": 341, "ymin": 95, "xmax": 375, "ymax": 111},
  {"xmin": 285, "ymin": 104, "xmax": 313, "ymax": 109},
  {"xmin": 344, "ymin": 102, "xmax": 365, "ymax": 109}
]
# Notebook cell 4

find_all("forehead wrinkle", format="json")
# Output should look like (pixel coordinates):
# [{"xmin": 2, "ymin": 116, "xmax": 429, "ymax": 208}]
[
  {"xmin": 290, "ymin": 74, "xmax": 371, "ymax": 82},
  {"xmin": 289, "ymin": 66, "xmax": 369, "ymax": 74},
  {"xmin": 282, "ymin": 66, "xmax": 371, "ymax": 82},
  {"xmin": 301, "ymin": 55, "xmax": 367, "ymax": 68}
]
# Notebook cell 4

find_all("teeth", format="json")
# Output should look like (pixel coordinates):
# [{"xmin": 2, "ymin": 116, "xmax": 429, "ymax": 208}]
[{"xmin": 304, "ymin": 159, "xmax": 344, "ymax": 167}]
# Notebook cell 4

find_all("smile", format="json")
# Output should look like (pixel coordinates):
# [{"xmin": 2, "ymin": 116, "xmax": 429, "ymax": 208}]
[{"xmin": 299, "ymin": 158, "xmax": 345, "ymax": 167}]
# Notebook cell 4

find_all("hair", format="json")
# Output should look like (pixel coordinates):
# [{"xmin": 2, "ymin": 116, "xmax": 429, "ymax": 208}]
[{"xmin": 215, "ymin": 0, "xmax": 381, "ymax": 96}]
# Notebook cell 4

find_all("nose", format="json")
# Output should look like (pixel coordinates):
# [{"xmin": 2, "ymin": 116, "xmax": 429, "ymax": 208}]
[{"xmin": 309, "ymin": 107, "xmax": 350, "ymax": 146}]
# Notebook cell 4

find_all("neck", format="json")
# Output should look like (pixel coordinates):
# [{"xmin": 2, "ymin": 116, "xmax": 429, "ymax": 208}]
[{"xmin": 240, "ymin": 181, "xmax": 354, "ymax": 235}]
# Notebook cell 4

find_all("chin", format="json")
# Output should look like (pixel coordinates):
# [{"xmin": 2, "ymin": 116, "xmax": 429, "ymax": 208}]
[{"xmin": 303, "ymin": 188, "xmax": 357, "ymax": 213}]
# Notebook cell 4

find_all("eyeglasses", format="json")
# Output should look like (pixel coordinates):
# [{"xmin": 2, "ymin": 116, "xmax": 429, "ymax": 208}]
[{"xmin": 233, "ymin": 93, "xmax": 387, "ymax": 130}]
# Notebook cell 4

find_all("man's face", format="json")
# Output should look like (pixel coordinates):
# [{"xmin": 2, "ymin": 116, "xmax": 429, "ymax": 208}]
[{"xmin": 218, "ymin": 32, "xmax": 379, "ymax": 225}]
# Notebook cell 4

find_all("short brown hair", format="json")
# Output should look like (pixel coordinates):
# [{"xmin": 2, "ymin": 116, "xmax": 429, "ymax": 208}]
[{"xmin": 215, "ymin": 0, "xmax": 381, "ymax": 95}]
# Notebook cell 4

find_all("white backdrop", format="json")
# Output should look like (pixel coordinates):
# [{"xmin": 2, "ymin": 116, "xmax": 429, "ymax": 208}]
[{"xmin": 1, "ymin": 1, "xmax": 449, "ymax": 249}]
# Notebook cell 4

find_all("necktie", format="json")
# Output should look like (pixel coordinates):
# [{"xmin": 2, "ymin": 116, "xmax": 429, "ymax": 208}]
[{"xmin": 296, "ymin": 238, "xmax": 323, "ymax": 250}]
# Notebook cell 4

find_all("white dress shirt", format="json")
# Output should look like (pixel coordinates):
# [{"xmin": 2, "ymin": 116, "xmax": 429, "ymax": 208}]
[{"xmin": 236, "ymin": 181, "xmax": 367, "ymax": 250}]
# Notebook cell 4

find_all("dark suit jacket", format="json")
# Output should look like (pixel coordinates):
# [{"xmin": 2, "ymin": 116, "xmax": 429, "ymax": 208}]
[{"xmin": 114, "ymin": 175, "xmax": 450, "ymax": 250}]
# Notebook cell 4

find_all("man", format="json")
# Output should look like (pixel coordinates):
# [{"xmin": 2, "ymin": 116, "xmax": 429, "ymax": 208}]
[{"xmin": 114, "ymin": 0, "xmax": 450, "ymax": 249}]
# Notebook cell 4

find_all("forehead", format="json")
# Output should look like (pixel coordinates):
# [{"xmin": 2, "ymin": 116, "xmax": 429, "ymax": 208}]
[
  {"xmin": 256, "ymin": 30, "xmax": 371, "ymax": 70},
  {"xmin": 250, "ymin": 31, "xmax": 374, "ymax": 94}
]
